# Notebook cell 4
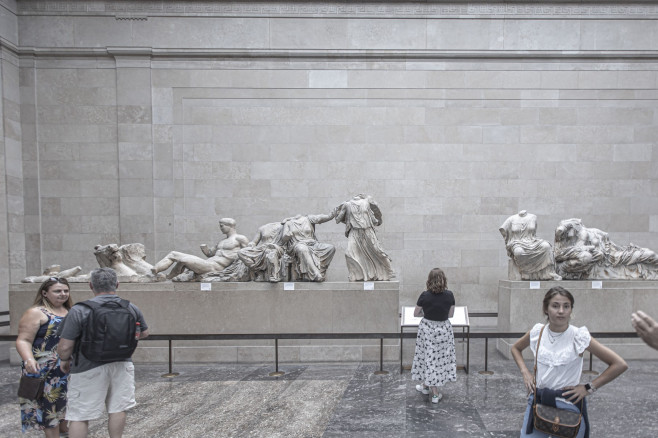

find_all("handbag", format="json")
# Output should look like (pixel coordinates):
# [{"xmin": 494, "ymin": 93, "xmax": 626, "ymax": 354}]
[
  {"xmin": 532, "ymin": 325, "xmax": 582, "ymax": 438},
  {"xmin": 17, "ymin": 375, "xmax": 45, "ymax": 400}
]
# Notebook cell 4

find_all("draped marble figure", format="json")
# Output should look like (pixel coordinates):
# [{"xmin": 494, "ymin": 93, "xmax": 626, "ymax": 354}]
[
  {"xmin": 499, "ymin": 210, "xmax": 561, "ymax": 281},
  {"xmin": 555, "ymin": 218, "xmax": 658, "ymax": 280},
  {"xmin": 237, "ymin": 222, "xmax": 286, "ymax": 282},
  {"xmin": 280, "ymin": 213, "xmax": 336, "ymax": 282},
  {"xmin": 333, "ymin": 194, "xmax": 395, "ymax": 281}
]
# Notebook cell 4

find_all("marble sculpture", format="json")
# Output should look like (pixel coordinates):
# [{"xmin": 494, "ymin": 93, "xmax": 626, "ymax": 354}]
[
  {"xmin": 151, "ymin": 218, "xmax": 249, "ymax": 281},
  {"xmin": 333, "ymin": 194, "xmax": 395, "ymax": 281},
  {"xmin": 204, "ymin": 212, "xmax": 336, "ymax": 283},
  {"xmin": 22, "ymin": 265, "xmax": 84, "ymax": 283},
  {"xmin": 499, "ymin": 210, "xmax": 561, "ymax": 281},
  {"xmin": 202, "ymin": 222, "xmax": 286, "ymax": 283},
  {"xmin": 22, "ymin": 243, "xmax": 164, "ymax": 283},
  {"xmin": 279, "ymin": 213, "xmax": 336, "ymax": 282},
  {"xmin": 23, "ymin": 198, "xmax": 399, "ymax": 283},
  {"xmin": 554, "ymin": 218, "xmax": 658, "ymax": 280}
]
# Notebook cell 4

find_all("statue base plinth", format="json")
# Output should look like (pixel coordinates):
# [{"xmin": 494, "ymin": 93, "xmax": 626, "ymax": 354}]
[
  {"xmin": 497, "ymin": 280, "xmax": 658, "ymax": 360},
  {"xmin": 9, "ymin": 281, "xmax": 400, "ymax": 364}
]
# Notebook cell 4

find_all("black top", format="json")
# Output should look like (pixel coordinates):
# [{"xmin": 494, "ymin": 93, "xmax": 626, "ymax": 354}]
[{"xmin": 416, "ymin": 290, "xmax": 455, "ymax": 322}]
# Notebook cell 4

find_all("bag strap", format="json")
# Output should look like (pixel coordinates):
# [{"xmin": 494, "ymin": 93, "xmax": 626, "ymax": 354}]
[{"xmin": 532, "ymin": 324, "xmax": 545, "ymax": 406}]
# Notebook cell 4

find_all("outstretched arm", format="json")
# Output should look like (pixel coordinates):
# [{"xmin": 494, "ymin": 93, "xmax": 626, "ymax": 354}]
[{"xmin": 313, "ymin": 213, "xmax": 335, "ymax": 224}]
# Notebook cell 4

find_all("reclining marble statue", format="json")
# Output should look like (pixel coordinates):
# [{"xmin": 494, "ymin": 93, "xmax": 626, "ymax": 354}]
[
  {"xmin": 332, "ymin": 194, "xmax": 395, "ymax": 281},
  {"xmin": 152, "ymin": 218, "xmax": 249, "ymax": 281},
  {"xmin": 202, "ymin": 222, "xmax": 286, "ymax": 282},
  {"xmin": 499, "ymin": 210, "xmax": 561, "ymax": 281},
  {"xmin": 554, "ymin": 218, "xmax": 658, "ymax": 280},
  {"xmin": 22, "ymin": 265, "xmax": 84, "ymax": 283},
  {"xmin": 22, "ymin": 242, "xmax": 163, "ymax": 283}
]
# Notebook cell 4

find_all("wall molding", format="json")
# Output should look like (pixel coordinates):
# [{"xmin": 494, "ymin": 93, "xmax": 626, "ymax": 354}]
[
  {"xmin": 15, "ymin": 1, "xmax": 658, "ymax": 19},
  {"xmin": 5, "ymin": 44, "xmax": 658, "ymax": 62}
]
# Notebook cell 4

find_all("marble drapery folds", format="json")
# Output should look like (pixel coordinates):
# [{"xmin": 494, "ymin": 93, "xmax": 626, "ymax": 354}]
[
  {"xmin": 499, "ymin": 210, "xmax": 561, "ymax": 281},
  {"xmin": 280, "ymin": 214, "xmax": 336, "ymax": 282},
  {"xmin": 555, "ymin": 218, "xmax": 658, "ymax": 280},
  {"xmin": 333, "ymin": 194, "xmax": 395, "ymax": 281}
]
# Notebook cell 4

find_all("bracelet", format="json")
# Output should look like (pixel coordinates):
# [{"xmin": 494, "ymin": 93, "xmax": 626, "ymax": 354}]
[{"xmin": 60, "ymin": 357, "xmax": 71, "ymax": 362}]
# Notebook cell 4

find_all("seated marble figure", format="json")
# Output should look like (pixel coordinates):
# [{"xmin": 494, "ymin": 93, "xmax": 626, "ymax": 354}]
[
  {"xmin": 499, "ymin": 210, "xmax": 561, "ymax": 281},
  {"xmin": 279, "ymin": 213, "xmax": 336, "ymax": 282},
  {"xmin": 152, "ymin": 218, "xmax": 249, "ymax": 281},
  {"xmin": 555, "ymin": 218, "xmax": 658, "ymax": 280}
]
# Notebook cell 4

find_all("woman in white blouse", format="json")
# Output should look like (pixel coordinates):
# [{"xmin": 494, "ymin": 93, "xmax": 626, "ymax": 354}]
[{"xmin": 511, "ymin": 286, "xmax": 628, "ymax": 437}]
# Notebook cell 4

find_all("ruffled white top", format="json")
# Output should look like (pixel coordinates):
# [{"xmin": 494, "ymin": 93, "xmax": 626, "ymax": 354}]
[{"xmin": 530, "ymin": 323, "xmax": 591, "ymax": 391}]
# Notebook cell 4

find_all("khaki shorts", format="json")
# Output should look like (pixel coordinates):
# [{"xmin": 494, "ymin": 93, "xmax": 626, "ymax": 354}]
[{"xmin": 65, "ymin": 361, "xmax": 136, "ymax": 421}]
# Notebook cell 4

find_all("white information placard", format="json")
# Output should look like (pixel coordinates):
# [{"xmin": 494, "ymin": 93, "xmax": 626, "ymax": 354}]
[
  {"xmin": 284, "ymin": 282, "xmax": 295, "ymax": 291},
  {"xmin": 592, "ymin": 281, "xmax": 602, "ymax": 289},
  {"xmin": 529, "ymin": 281, "xmax": 541, "ymax": 289},
  {"xmin": 363, "ymin": 282, "xmax": 374, "ymax": 290},
  {"xmin": 200, "ymin": 282, "xmax": 212, "ymax": 291}
]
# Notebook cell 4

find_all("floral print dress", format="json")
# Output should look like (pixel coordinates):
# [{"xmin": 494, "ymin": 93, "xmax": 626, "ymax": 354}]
[
  {"xmin": 20, "ymin": 308, "xmax": 68, "ymax": 432},
  {"xmin": 411, "ymin": 318, "xmax": 457, "ymax": 388}
]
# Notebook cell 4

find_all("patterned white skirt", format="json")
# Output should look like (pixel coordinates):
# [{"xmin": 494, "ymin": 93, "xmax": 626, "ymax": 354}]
[{"xmin": 411, "ymin": 318, "xmax": 457, "ymax": 387}]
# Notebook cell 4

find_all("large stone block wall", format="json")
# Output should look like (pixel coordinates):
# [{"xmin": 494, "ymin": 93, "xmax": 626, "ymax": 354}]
[{"xmin": 1, "ymin": 1, "xmax": 658, "ymax": 319}]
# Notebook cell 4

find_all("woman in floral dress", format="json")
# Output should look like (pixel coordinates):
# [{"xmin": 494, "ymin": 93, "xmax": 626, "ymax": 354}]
[
  {"xmin": 411, "ymin": 268, "xmax": 457, "ymax": 403},
  {"xmin": 16, "ymin": 277, "xmax": 72, "ymax": 437}
]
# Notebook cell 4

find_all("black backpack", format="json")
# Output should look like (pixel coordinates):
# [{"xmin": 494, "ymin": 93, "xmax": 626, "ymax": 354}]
[{"xmin": 74, "ymin": 298, "xmax": 139, "ymax": 363}]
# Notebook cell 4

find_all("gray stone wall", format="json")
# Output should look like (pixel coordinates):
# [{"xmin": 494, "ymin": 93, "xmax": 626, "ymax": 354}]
[{"xmin": 1, "ymin": 1, "xmax": 658, "ymax": 315}]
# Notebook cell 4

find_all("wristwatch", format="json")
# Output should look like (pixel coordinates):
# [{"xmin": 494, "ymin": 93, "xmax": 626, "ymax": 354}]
[{"xmin": 584, "ymin": 383, "xmax": 597, "ymax": 394}]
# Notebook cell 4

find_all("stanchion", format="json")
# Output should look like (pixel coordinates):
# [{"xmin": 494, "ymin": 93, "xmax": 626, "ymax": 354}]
[
  {"xmin": 161, "ymin": 339, "xmax": 180, "ymax": 378},
  {"xmin": 582, "ymin": 350, "xmax": 599, "ymax": 375},
  {"xmin": 374, "ymin": 338, "xmax": 389, "ymax": 375},
  {"xmin": 269, "ymin": 338, "xmax": 285, "ymax": 377},
  {"xmin": 478, "ymin": 338, "xmax": 494, "ymax": 375}
]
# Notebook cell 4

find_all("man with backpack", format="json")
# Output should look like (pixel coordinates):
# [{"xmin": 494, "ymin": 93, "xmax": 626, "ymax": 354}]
[{"xmin": 57, "ymin": 267, "xmax": 149, "ymax": 438}]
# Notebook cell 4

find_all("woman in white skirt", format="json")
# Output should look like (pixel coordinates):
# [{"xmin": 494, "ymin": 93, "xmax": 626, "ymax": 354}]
[{"xmin": 411, "ymin": 267, "xmax": 457, "ymax": 403}]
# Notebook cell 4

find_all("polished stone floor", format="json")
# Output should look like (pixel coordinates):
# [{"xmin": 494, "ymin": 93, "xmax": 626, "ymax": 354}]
[{"xmin": 0, "ymin": 342, "xmax": 656, "ymax": 437}]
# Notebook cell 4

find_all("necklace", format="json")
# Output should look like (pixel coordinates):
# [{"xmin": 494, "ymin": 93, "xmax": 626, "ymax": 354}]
[{"xmin": 547, "ymin": 327, "xmax": 566, "ymax": 344}]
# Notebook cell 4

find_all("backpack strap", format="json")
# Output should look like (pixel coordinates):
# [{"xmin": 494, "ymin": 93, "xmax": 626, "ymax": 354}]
[
  {"xmin": 71, "ymin": 300, "xmax": 102, "ymax": 366},
  {"xmin": 117, "ymin": 298, "xmax": 137, "ymax": 320}
]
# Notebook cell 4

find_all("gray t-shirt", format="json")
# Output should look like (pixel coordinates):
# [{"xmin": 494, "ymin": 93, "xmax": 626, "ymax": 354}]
[{"xmin": 57, "ymin": 294, "xmax": 148, "ymax": 374}]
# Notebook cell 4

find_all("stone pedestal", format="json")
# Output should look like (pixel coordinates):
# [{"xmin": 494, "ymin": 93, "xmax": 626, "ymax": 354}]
[
  {"xmin": 9, "ymin": 281, "xmax": 400, "ymax": 364},
  {"xmin": 497, "ymin": 280, "xmax": 658, "ymax": 360}
]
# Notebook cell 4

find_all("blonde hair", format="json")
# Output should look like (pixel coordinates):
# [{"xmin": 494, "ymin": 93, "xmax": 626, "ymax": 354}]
[{"xmin": 426, "ymin": 268, "xmax": 447, "ymax": 294}]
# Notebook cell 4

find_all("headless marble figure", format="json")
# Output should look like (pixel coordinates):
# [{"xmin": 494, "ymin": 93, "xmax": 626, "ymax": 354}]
[{"xmin": 499, "ymin": 210, "xmax": 561, "ymax": 281}]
